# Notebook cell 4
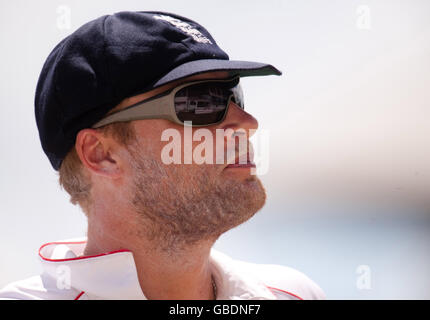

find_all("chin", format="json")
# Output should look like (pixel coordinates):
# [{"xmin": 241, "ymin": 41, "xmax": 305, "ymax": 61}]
[{"xmin": 222, "ymin": 177, "xmax": 267, "ymax": 230}]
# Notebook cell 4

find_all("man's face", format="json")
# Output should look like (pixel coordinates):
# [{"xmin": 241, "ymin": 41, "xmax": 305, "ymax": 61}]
[{"xmin": 116, "ymin": 72, "xmax": 266, "ymax": 250}]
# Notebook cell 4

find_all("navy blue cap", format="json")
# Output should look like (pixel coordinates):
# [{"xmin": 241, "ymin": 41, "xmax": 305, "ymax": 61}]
[{"xmin": 35, "ymin": 11, "xmax": 282, "ymax": 170}]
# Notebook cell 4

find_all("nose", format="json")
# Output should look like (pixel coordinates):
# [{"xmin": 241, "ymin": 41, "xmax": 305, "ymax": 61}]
[{"xmin": 219, "ymin": 101, "xmax": 259, "ymax": 137}]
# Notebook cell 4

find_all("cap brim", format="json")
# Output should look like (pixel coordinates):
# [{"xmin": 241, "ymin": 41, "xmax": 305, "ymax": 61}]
[{"xmin": 153, "ymin": 59, "xmax": 282, "ymax": 88}]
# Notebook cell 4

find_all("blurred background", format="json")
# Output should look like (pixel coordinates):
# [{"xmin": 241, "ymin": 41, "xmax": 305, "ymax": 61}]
[{"xmin": 1, "ymin": 0, "xmax": 429, "ymax": 299}]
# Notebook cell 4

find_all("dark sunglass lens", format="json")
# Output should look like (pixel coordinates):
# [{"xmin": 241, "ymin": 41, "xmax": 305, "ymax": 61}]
[{"xmin": 174, "ymin": 80, "xmax": 240, "ymax": 125}]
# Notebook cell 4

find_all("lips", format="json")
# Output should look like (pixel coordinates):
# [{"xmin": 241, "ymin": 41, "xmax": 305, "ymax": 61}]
[
  {"xmin": 225, "ymin": 152, "xmax": 256, "ymax": 168},
  {"xmin": 225, "ymin": 162, "xmax": 256, "ymax": 168}
]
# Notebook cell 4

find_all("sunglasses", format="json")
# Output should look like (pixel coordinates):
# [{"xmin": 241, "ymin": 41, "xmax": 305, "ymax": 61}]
[{"xmin": 92, "ymin": 76, "xmax": 244, "ymax": 128}]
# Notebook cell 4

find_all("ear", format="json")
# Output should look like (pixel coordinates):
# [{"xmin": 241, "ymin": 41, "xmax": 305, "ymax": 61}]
[{"xmin": 75, "ymin": 129, "xmax": 123, "ymax": 178}]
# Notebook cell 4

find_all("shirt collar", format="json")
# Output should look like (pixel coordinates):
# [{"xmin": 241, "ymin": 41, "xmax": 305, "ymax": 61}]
[{"xmin": 38, "ymin": 238, "xmax": 275, "ymax": 300}]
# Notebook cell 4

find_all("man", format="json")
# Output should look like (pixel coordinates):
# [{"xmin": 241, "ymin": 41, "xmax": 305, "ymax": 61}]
[{"xmin": 0, "ymin": 11, "xmax": 325, "ymax": 300}]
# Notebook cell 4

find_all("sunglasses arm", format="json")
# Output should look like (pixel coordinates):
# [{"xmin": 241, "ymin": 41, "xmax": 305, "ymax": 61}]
[{"xmin": 91, "ymin": 96, "xmax": 174, "ymax": 128}]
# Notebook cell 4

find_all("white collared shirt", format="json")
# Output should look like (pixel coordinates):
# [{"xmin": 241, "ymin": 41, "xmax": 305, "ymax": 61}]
[{"xmin": 0, "ymin": 238, "xmax": 325, "ymax": 300}]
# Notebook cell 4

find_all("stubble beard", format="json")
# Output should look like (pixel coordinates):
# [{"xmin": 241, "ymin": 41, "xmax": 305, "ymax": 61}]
[{"xmin": 127, "ymin": 148, "xmax": 266, "ymax": 253}]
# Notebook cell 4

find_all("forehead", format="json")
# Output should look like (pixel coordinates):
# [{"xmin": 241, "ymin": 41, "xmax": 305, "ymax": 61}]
[{"xmin": 112, "ymin": 71, "xmax": 231, "ymax": 113}]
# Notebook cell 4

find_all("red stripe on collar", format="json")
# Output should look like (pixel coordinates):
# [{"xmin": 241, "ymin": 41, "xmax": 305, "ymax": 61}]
[
  {"xmin": 38, "ymin": 240, "xmax": 131, "ymax": 262},
  {"xmin": 266, "ymin": 286, "xmax": 304, "ymax": 300}
]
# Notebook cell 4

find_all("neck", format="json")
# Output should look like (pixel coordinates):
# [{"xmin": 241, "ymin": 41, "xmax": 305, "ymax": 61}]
[{"xmin": 84, "ymin": 214, "xmax": 217, "ymax": 300}]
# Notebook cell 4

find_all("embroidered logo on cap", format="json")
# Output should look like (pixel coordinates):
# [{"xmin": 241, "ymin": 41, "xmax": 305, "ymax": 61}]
[{"xmin": 153, "ymin": 14, "xmax": 213, "ymax": 44}]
